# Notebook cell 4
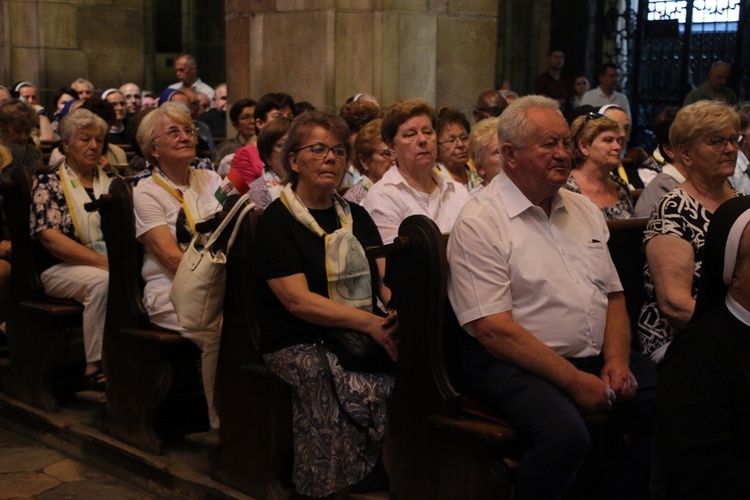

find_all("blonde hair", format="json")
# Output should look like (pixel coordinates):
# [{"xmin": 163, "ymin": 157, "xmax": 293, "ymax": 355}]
[
  {"xmin": 469, "ymin": 117, "xmax": 500, "ymax": 169},
  {"xmin": 569, "ymin": 114, "xmax": 623, "ymax": 167},
  {"xmin": 136, "ymin": 102, "xmax": 194, "ymax": 164},
  {"xmin": 670, "ymin": 100, "xmax": 740, "ymax": 152}
]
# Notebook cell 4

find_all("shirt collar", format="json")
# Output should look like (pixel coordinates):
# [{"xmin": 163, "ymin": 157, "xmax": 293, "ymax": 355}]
[
  {"xmin": 495, "ymin": 172, "xmax": 566, "ymax": 219},
  {"xmin": 661, "ymin": 163, "xmax": 686, "ymax": 183},
  {"xmin": 382, "ymin": 164, "xmax": 457, "ymax": 195}
]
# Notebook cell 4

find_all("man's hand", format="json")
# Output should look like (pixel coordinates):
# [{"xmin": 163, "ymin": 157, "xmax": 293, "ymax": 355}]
[
  {"xmin": 601, "ymin": 358, "xmax": 638, "ymax": 401},
  {"xmin": 568, "ymin": 371, "xmax": 616, "ymax": 414}
]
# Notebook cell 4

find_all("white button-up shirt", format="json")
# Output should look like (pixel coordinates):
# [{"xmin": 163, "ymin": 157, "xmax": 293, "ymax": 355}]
[
  {"xmin": 362, "ymin": 164, "xmax": 470, "ymax": 244},
  {"xmin": 447, "ymin": 173, "xmax": 623, "ymax": 358}
]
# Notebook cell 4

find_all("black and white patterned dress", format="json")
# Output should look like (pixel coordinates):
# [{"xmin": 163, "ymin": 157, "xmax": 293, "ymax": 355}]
[{"xmin": 637, "ymin": 188, "xmax": 735, "ymax": 359}]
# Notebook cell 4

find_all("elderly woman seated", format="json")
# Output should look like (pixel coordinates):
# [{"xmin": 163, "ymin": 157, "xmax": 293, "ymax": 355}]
[
  {"xmin": 30, "ymin": 108, "xmax": 111, "ymax": 390},
  {"xmin": 362, "ymin": 99, "xmax": 470, "ymax": 243},
  {"xmin": 467, "ymin": 116, "xmax": 501, "ymax": 194},
  {"xmin": 435, "ymin": 107, "xmax": 481, "ymax": 190},
  {"xmin": 566, "ymin": 111, "xmax": 633, "ymax": 220},
  {"xmin": 253, "ymin": 111, "xmax": 396, "ymax": 498},
  {"xmin": 655, "ymin": 196, "xmax": 750, "ymax": 498},
  {"xmin": 343, "ymin": 118, "xmax": 393, "ymax": 205},
  {"xmin": 133, "ymin": 103, "xmax": 224, "ymax": 430},
  {"xmin": 638, "ymin": 101, "xmax": 741, "ymax": 363}
]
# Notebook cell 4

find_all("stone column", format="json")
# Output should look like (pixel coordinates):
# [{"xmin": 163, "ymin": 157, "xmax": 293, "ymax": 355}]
[
  {"xmin": 225, "ymin": 0, "xmax": 498, "ymax": 113},
  {"xmin": 0, "ymin": 0, "xmax": 152, "ymax": 104}
]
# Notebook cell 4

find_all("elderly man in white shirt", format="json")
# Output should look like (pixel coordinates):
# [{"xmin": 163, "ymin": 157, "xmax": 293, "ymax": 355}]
[
  {"xmin": 168, "ymin": 54, "xmax": 215, "ymax": 104},
  {"xmin": 581, "ymin": 63, "xmax": 631, "ymax": 121},
  {"xmin": 447, "ymin": 95, "xmax": 656, "ymax": 499}
]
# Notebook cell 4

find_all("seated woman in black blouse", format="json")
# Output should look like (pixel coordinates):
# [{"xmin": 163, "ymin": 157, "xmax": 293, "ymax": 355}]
[
  {"xmin": 655, "ymin": 196, "xmax": 750, "ymax": 498},
  {"xmin": 252, "ymin": 111, "xmax": 397, "ymax": 499}
]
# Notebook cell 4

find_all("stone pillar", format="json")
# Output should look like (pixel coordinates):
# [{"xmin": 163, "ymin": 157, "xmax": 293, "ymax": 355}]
[
  {"xmin": 496, "ymin": 0, "xmax": 552, "ymax": 96},
  {"xmin": 225, "ymin": 0, "xmax": 498, "ymax": 113},
  {"xmin": 0, "ymin": 0, "xmax": 152, "ymax": 105}
]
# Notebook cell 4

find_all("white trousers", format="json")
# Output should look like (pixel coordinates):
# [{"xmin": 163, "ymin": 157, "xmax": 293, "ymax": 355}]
[
  {"xmin": 40, "ymin": 263, "xmax": 108, "ymax": 364},
  {"xmin": 143, "ymin": 280, "xmax": 222, "ymax": 429}
]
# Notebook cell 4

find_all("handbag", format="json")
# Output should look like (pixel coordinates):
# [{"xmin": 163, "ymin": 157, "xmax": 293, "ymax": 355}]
[
  {"xmin": 319, "ymin": 327, "xmax": 395, "ymax": 373},
  {"xmin": 169, "ymin": 194, "xmax": 255, "ymax": 331}
]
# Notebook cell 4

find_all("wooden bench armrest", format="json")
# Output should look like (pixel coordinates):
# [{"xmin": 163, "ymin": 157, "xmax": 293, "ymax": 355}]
[
  {"xmin": 121, "ymin": 327, "xmax": 186, "ymax": 345},
  {"xmin": 427, "ymin": 415, "xmax": 519, "ymax": 445},
  {"xmin": 20, "ymin": 299, "xmax": 84, "ymax": 315},
  {"xmin": 365, "ymin": 236, "xmax": 409, "ymax": 259}
]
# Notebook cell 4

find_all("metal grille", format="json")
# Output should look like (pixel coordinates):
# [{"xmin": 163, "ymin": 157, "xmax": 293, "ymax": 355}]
[{"xmin": 600, "ymin": 0, "xmax": 748, "ymax": 150}]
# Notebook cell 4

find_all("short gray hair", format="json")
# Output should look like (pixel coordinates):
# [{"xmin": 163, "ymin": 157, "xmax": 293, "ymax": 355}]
[
  {"xmin": 72, "ymin": 77, "xmax": 94, "ymax": 90},
  {"xmin": 59, "ymin": 108, "xmax": 107, "ymax": 144},
  {"xmin": 496, "ymin": 95, "xmax": 561, "ymax": 148}
]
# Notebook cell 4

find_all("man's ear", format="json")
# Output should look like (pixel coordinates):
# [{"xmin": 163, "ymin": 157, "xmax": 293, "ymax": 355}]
[{"xmin": 500, "ymin": 143, "xmax": 517, "ymax": 171}]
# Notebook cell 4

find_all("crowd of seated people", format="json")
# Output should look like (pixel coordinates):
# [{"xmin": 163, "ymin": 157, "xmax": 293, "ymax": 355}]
[{"xmin": 1, "ymin": 51, "xmax": 749, "ymax": 498}]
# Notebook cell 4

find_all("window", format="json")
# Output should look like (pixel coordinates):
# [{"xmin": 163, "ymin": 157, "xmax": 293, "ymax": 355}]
[{"xmin": 647, "ymin": 0, "xmax": 740, "ymax": 31}]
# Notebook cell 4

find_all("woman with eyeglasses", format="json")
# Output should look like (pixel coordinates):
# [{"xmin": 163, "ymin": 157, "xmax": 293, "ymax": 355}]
[
  {"xmin": 566, "ymin": 111, "xmax": 634, "ymax": 220},
  {"xmin": 435, "ymin": 107, "xmax": 482, "ymax": 190},
  {"xmin": 30, "ymin": 108, "xmax": 112, "ymax": 390},
  {"xmin": 343, "ymin": 118, "xmax": 393, "ymax": 204},
  {"xmin": 133, "ymin": 102, "xmax": 224, "ymax": 431},
  {"xmin": 246, "ymin": 116, "xmax": 292, "ymax": 210},
  {"xmin": 252, "ymin": 111, "xmax": 396, "ymax": 498},
  {"xmin": 362, "ymin": 99, "xmax": 470, "ymax": 243},
  {"xmin": 638, "ymin": 101, "xmax": 742, "ymax": 364}
]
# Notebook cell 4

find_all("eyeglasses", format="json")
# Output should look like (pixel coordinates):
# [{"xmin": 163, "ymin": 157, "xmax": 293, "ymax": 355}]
[
  {"xmin": 705, "ymin": 134, "xmax": 744, "ymax": 151},
  {"xmin": 439, "ymin": 134, "xmax": 470, "ymax": 148},
  {"xmin": 573, "ymin": 112, "xmax": 606, "ymax": 145},
  {"xmin": 376, "ymin": 149, "xmax": 393, "ymax": 158},
  {"xmin": 156, "ymin": 126, "xmax": 198, "ymax": 142},
  {"xmin": 294, "ymin": 143, "xmax": 348, "ymax": 159},
  {"xmin": 124, "ymin": 94, "xmax": 141, "ymax": 99},
  {"xmin": 475, "ymin": 106, "xmax": 504, "ymax": 117}
]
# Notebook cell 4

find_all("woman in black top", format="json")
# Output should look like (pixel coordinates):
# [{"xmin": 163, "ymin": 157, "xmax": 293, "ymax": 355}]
[{"xmin": 252, "ymin": 111, "xmax": 396, "ymax": 499}]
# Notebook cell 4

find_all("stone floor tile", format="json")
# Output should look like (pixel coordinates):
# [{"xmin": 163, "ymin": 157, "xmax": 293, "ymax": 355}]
[
  {"xmin": 0, "ymin": 427, "xmax": 31, "ymax": 447},
  {"xmin": 35, "ymin": 475, "xmax": 159, "ymax": 499},
  {"xmin": 0, "ymin": 446, "xmax": 66, "ymax": 473},
  {"xmin": 0, "ymin": 471, "xmax": 61, "ymax": 499},
  {"xmin": 44, "ymin": 458, "xmax": 106, "ymax": 483}
]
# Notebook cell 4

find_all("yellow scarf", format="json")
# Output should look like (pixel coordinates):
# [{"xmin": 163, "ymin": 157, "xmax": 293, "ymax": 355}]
[
  {"xmin": 279, "ymin": 184, "xmax": 372, "ymax": 312},
  {"xmin": 59, "ymin": 163, "xmax": 110, "ymax": 255}
]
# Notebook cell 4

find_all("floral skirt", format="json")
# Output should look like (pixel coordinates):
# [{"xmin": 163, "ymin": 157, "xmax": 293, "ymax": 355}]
[{"xmin": 264, "ymin": 343, "xmax": 394, "ymax": 498}]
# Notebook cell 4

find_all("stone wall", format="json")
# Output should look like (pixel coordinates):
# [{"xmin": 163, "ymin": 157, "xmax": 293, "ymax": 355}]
[
  {"xmin": 225, "ymin": 0, "xmax": 499, "ymax": 114},
  {"xmin": 0, "ymin": 0, "xmax": 153, "ymax": 106}
]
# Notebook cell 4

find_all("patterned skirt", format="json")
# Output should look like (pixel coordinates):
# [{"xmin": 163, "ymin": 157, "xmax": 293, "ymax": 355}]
[{"xmin": 263, "ymin": 343, "xmax": 394, "ymax": 498}]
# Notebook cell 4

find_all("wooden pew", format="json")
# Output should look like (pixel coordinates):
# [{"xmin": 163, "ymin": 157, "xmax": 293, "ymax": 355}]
[
  {"xmin": 378, "ymin": 214, "xmax": 649, "ymax": 499},
  {"xmin": 88, "ymin": 178, "xmax": 207, "ymax": 455},
  {"xmin": 0, "ymin": 166, "xmax": 84, "ymax": 412},
  {"xmin": 373, "ymin": 215, "xmax": 515, "ymax": 499},
  {"xmin": 607, "ymin": 217, "xmax": 649, "ymax": 349},
  {"xmin": 212, "ymin": 209, "xmax": 294, "ymax": 498}
]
